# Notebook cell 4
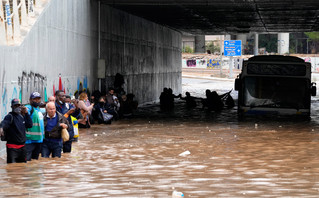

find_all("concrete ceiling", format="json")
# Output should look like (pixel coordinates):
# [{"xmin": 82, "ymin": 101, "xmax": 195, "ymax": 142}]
[{"xmin": 100, "ymin": 0, "xmax": 319, "ymax": 35}]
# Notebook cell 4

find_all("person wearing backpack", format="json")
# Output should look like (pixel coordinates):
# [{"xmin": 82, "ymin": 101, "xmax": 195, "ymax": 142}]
[
  {"xmin": 0, "ymin": 99, "xmax": 33, "ymax": 163},
  {"xmin": 25, "ymin": 92, "xmax": 45, "ymax": 161}
]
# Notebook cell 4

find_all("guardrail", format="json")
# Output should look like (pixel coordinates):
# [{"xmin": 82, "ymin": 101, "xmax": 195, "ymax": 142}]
[{"xmin": 0, "ymin": 0, "xmax": 47, "ymax": 45}]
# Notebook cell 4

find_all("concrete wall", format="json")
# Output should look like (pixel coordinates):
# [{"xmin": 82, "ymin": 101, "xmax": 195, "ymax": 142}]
[
  {"xmin": 0, "ymin": 0, "xmax": 98, "ymax": 156},
  {"xmin": 0, "ymin": 1, "xmax": 182, "ymax": 157},
  {"xmin": 99, "ymin": 5, "xmax": 182, "ymax": 104}
]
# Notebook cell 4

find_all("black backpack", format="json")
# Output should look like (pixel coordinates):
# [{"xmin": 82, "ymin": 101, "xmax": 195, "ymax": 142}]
[{"xmin": 0, "ymin": 113, "xmax": 13, "ymax": 141}]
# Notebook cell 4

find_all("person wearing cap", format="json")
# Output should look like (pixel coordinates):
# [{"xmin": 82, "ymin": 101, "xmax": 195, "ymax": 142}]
[
  {"xmin": 25, "ymin": 92, "xmax": 45, "ymax": 161},
  {"xmin": 0, "ymin": 99, "xmax": 32, "ymax": 163}
]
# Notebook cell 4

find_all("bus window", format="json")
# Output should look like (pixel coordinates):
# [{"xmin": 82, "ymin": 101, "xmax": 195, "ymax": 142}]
[{"xmin": 243, "ymin": 77, "xmax": 309, "ymax": 109}]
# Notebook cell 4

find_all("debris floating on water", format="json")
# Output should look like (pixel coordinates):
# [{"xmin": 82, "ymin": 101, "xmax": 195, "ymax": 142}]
[{"xmin": 179, "ymin": 150, "xmax": 191, "ymax": 157}]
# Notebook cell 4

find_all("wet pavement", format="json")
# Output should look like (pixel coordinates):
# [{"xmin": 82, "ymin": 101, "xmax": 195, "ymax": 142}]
[{"xmin": 1, "ymin": 77, "xmax": 319, "ymax": 197}]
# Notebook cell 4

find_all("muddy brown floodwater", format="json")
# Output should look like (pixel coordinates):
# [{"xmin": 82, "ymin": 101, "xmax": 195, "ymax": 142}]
[{"xmin": 1, "ymin": 77, "xmax": 319, "ymax": 197}]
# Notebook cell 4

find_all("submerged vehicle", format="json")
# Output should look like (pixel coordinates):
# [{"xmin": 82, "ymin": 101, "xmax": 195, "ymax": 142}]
[{"xmin": 234, "ymin": 55, "xmax": 316, "ymax": 116}]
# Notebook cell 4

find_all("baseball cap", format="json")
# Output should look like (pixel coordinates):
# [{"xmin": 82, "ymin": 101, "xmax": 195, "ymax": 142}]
[
  {"xmin": 11, "ymin": 98, "xmax": 21, "ymax": 106},
  {"xmin": 30, "ymin": 92, "xmax": 41, "ymax": 99}
]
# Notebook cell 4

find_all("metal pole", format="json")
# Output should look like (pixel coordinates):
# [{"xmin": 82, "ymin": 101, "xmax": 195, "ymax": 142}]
[
  {"xmin": 229, "ymin": 56, "xmax": 233, "ymax": 78},
  {"xmin": 98, "ymin": 1, "xmax": 101, "ymax": 59},
  {"xmin": 98, "ymin": 0, "xmax": 101, "ymax": 91},
  {"xmin": 219, "ymin": 35, "xmax": 223, "ymax": 76}
]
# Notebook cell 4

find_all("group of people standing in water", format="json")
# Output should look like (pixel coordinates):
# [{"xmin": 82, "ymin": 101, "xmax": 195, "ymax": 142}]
[{"xmin": 160, "ymin": 88, "xmax": 234, "ymax": 112}]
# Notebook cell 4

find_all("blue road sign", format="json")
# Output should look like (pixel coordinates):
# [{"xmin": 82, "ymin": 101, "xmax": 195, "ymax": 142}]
[{"xmin": 224, "ymin": 40, "xmax": 242, "ymax": 56}]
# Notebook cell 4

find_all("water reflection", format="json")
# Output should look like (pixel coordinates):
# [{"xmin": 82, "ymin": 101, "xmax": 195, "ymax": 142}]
[{"xmin": 0, "ymin": 78, "xmax": 319, "ymax": 197}]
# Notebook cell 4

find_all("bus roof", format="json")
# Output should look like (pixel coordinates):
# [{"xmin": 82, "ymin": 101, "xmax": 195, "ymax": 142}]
[{"xmin": 248, "ymin": 55, "xmax": 305, "ymax": 63}]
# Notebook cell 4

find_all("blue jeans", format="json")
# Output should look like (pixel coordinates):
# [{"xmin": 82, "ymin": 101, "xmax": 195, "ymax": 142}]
[
  {"xmin": 26, "ymin": 143, "xmax": 42, "ymax": 161},
  {"xmin": 41, "ymin": 139, "xmax": 63, "ymax": 158}
]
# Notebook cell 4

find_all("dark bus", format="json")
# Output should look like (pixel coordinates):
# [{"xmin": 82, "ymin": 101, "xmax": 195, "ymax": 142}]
[{"xmin": 234, "ymin": 55, "xmax": 316, "ymax": 116}]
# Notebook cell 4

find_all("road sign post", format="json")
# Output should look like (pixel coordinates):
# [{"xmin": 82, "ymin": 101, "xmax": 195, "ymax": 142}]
[
  {"xmin": 224, "ymin": 40, "xmax": 242, "ymax": 56},
  {"xmin": 224, "ymin": 40, "xmax": 242, "ymax": 78}
]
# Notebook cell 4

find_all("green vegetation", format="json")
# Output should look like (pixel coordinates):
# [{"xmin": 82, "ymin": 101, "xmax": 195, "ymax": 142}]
[
  {"xmin": 259, "ymin": 32, "xmax": 319, "ymax": 54},
  {"xmin": 305, "ymin": 32, "xmax": 319, "ymax": 41},
  {"xmin": 305, "ymin": 32, "xmax": 319, "ymax": 54},
  {"xmin": 183, "ymin": 45, "xmax": 194, "ymax": 53},
  {"xmin": 290, "ymin": 32, "xmax": 319, "ymax": 54},
  {"xmin": 205, "ymin": 41, "xmax": 220, "ymax": 54},
  {"xmin": 259, "ymin": 34, "xmax": 277, "ymax": 53}
]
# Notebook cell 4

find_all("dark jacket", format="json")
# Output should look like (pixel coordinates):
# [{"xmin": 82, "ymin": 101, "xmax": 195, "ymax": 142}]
[
  {"xmin": 43, "ymin": 112, "xmax": 70, "ymax": 139},
  {"xmin": 0, "ymin": 112, "xmax": 33, "ymax": 145},
  {"xmin": 55, "ymin": 102, "xmax": 75, "ymax": 140}
]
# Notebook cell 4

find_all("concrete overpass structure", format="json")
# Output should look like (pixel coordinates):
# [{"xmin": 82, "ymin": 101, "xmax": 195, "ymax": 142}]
[
  {"xmin": 102, "ymin": 0, "xmax": 319, "ymax": 34},
  {"xmin": 103, "ymin": 0, "xmax": 318, "ymax": 54},
  {"xmin": 0, "ymin": 0, "xmax": 318, "ymax": 154}
]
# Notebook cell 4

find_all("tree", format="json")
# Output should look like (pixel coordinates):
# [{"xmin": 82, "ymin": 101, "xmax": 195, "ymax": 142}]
[
  {"xmin": 259, "ymin": 34, "xmax": 277, "ymax": 53},
  {"xmin": 305, "ymin": 32, "xmax": 319, "ymax": 41},
  {"xmin": 305, "ymin": 32, "xmax": 319, "ymax": 54},
  {"xmin": 205, "ymin": 41, "xmax": 220, "ymax": 54},
  {"xmin": 290, "ymin": 33, "xmax": 308, "ymax": 54}
]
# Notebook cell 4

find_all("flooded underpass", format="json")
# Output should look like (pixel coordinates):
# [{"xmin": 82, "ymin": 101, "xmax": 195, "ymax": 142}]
[{"xmin": 1, "ymin": 76, "xmax": 319, "ymax": 197}]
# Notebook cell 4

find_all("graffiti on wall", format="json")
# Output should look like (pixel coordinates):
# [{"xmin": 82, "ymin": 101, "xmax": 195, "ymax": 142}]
[
  {"xmin": 12, "ymin": 87, "xmax": 18, "ymax": 100},
  {"xmin": 18, "ymin": 71, "xmax": 47, "ymax": 103},
  {"xmin": 0, "ymin": 70, "xmax": 19, "ymax": 120},
  {"xmin": 1, "ymin": 72, "xmax": 90, "ymax": 120},
  {"xmin": 74, "ymin": 76, "xmax": 89, "ymax": 98},
  {"xmin": 198, "ymin": 59, "xmax": 206, "ymax": 65},
  {"xmin": 1, "ymin": 88, "xmax": 8, "ymax": 120},
  {"xmin": 303, "ymin": 57, "xmax": 319, "ymax": 72},
  {"xmin": 183, "ymin": 59, "xmax": 221, "ymax": 69},
  {"xmin": 0, "ymin": 68, "xmax": 6, "ymax": 119},
  {"xmin": 207, "ymin": 59, "xmax": 221, "ymax": 69},
  {"xmin": 186, "ymin": 60, "xmax": 196, "ymax": 67},
  {"xmin": 52, "ymin": 74, "xmax": 90, "ymax": 98}
]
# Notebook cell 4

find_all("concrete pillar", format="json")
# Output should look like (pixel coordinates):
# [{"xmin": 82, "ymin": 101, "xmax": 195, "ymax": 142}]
[
  {"xmin": 278, "ymin": 33, "xmax": 289, "ymax": 55},
  {"xmin": 254, "ymin": 33, "xmax": 259, "ymax": 55},
  {"xmin": 237, "ymin": 34, "xmax": 247, "ymax": 55},
  {"xmin": 194, "ymin": 35, "xmax": 206, "ymax": 53},
  {"xmin": 0, "ymin": 0, "xmax": 6, "ymax": 45},
  {"xmin": 13, "ymin": 0, "xmax": 21, "ymax": 40},
  {"xmin": 21, "ymin": 0, "xmax": 28, "ymax": 26}
]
